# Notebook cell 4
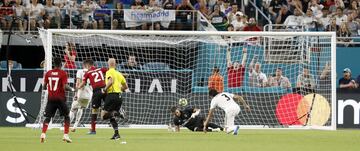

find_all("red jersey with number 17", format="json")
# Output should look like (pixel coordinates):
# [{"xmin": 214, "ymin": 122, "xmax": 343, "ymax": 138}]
[
  {"xmin": 83, "ymin": 66, "xmax": 108, "ymax": 89},
  {"xmin": 44, "ymin": 68, "xmax": 68, "ymax": 101}
]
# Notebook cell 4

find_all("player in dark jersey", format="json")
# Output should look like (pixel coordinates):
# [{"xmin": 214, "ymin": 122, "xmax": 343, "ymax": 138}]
[
  {"xmin": 41, "ymin": 57, "xmax": 74, "ymax": 143},
  {"xmin": 77, "ymin": 59, "xmax": 107, "ymax": 134},
  {"xmin": 170, "ymin": 106, "xmax": 223, "ymax": 132}
]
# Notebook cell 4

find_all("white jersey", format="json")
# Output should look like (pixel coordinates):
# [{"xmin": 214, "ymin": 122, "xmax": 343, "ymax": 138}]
[
  {"xmin": 76, "ymin": 69, "xmax": 92, "ymax": 100},
  {"xmin": 210, "ymin": 92, "xmax": 240, "ymax": 113}
]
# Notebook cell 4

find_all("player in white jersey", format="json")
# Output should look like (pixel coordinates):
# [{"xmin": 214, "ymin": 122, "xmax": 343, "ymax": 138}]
[
  {"xmin": 203, "ymin": 89, "xmax": 250, "ymax": 135},
  {"xmin": 70, "ymin": 61, "xmax": 93, "ymax": 132}
]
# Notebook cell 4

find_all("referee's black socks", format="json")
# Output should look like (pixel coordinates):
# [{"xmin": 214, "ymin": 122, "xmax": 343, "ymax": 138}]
[{"xmin": 110, "ymin": 118, "xmax": 119, "ymax": 134}]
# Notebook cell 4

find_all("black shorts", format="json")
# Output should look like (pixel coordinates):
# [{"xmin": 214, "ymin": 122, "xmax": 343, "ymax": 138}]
[
  {"xmin": 103, "ymin": 93, "xmax": 122, "ymax": 112},
  {"xmin": 44, "ymin": 99, "xmax": 69, "ymax": 118},
  {"xmin": 91, "ymin": 88, "xmax": 106, "ymax": 109},
  {"xmin": 185, "ymin": 117, "xmax": 204, "ymax": 131}
]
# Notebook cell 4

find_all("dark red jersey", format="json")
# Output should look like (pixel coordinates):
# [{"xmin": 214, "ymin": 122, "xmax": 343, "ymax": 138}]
[
  {"xmin": 44, "ymin": 68, "xmax": 68, "ymax": 101},
  {"xmin": 83, "ymin": 66, "xmax": 107, "ymax": 89}
]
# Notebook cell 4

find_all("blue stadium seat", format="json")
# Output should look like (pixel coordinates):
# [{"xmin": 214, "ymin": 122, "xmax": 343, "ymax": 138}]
[{"xmin": 141, "ymin": 62, "xmax": 170, "ymax": 70}]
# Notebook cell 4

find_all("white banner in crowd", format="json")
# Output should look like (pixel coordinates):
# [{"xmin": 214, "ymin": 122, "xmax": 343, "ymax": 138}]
[{"xmin": 124, "ymin": 9, "xmax": 176, "ymax": 28}]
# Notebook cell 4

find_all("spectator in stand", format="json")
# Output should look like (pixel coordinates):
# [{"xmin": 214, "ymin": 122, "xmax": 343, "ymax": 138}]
[
  {"xmin": 112, "ymin": 2, "xmax": 124, "ymax": 30},
  {"xmin": 176, "ymin": 0, "xmax": 195, "ymax": 30},
  {"xmin": 339, "ymin": 68, "xmax": 357, "ymax": 89},
  {"xmin": 226, "ymin": 3, "xmax": 238, "ymax": 24},
  {"xmin": 335, "ymin": 0, "xmax": 345, "ymax": 8},
  {"xmin": 322, "ymin": 0, "xmax": 335, "ymax": 10},
  {"xmin": 268, "ymin": 68, "xmax": 291, "ymax": 88},
  {"xmin": 94, "ymin": 0, "xmax": 111, "ymax": 29},
  {"xmin": 326, "ymin": 17, "xmax": 340, "ymax": 31},
  {"xmin": 208, "ymin": 66, "xmax": 224, "ymax": 93},
  {"xmin": 345, "ymin": 0, "xmax": 359, "ymax": 14},
  {"xmin": 14, "ymin": 0, "xmax": 27, "ymax": 33},
  {"xmin": 163, "ymin": 0, "xmax": 176, "ymax": 9},
  {"xmin": 303, "ymin": 0, "xmax": 310, "ymax": 12},
  {"xmin": 44, "ymin": 0, "xmax": 61, "ymax": 29},
  {"xmin": 275, "ymin": 5, "xmax": 292, "ymax": 24},
  {"xmin": 208, "ymin": 4, "xmax": 228, "ymax": 31},
  {"xmin": 243, "ymin": 17, "xmax": 262, "ymax": 31},
  {"xmin": 63, "ymin": 0, "xmax": 80, "ymax": 29},
  {"xmin": 53, "ymin": 0, "xmax": 66, "ymax": 23},
  {"xmin": 283, "ymin": 7, "xmax": 303, "ymax": 28},
  {"xmin": 302, "ymin": 9, "xmax": 317, "ymax": 31},
  {"xmin": 308, "ymin": 0, "xmax": 324, "ymax": 18},
  {"xmin": 346, "ymin": 14, "xmax": 359, "ymax": 36},
  {"xmin": 249, "ymin": 55, "xmax": 268, "ymax": 87},
  {"xmin": 320, "ymin": 62, "xmax": 331, "ymax": 80},
  {"xmin": 121, "ymin": 55, "xmax": 140, "ymax": 70},
  {"xmin": 27, "ymin": 0, "xmax": 45, "ymax": 30},
  {"xmin": 227, "ymin": 23, "xmax": 234, "ymax": 31},
  {"xmin": 147, "ymin": 0, "xmax": 162, "ymax": 30},
  {"xmin": 268, "ymin": 0, "xmax": 287, "ymax": 23},
  {"xmin": 317, "ymin": 8, "xmax": 331, "ymax": 31},
  {"xmin": 162, "ymin": 0, "xmax": 176, "ymax": 30},
  {"xmin": 130, "ymin": 0, "xmax": 147, "ymax": 30},
  {"xmin": 335, "ymin": 7, "xmax": 347, "ymax": 25},
  {"xmin": 80, "ymin": 0, "xmax": 98, "ymax": 29},
  {"xmin": 296, "ymin": 67, "xmax": 315, "ymax": 89},
  {"xmin": 226, "ymin": 47, "xmax": 247, "ymax": 88},
  {"xmin": 288, "ymin": 0, "xmax": 303, "ymax": 14},
  {"xmin": 0, "ymin": 0, "xmax": 14, "ymax": 30},
  {"xmin": 64, "ymin": 42, "xmax": 77, "ymax": 69},
  {"xmin": 337, "ymin": 22, "xmax": 352, "ymax": 46},
  {"xmin": 220, "ymin": 0, "xmax": 232, "ymax": 15},
  {"xmin": 231, "ymin": 11, "xmax": 246, "ymax": 31},
  {"xmin": 194, "ymin": 0, "xmax": 209, "ymax": 18}
]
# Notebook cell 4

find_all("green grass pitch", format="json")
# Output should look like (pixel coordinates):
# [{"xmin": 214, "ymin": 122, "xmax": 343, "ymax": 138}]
[{"xmin": 0, "ymin": 127, "xmax": 359, "ymax": 151}]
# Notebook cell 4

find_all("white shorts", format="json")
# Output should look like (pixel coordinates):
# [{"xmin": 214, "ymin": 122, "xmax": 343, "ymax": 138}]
[
  {"xmin": 71, "ymin": 98, "xmax": 90, "ymax": 111},
  {"xmin": 224, "ymin": 106, "xmax": 240, "ymax": 128}
]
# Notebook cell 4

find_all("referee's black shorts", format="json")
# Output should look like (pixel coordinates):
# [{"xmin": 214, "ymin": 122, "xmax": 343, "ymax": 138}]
[
  {"xmin": 44, "ymin": 98, "xmax": 69, "ymax": 118},
  {"xmin": 104, "ymin": 93, "xmax": 123, "ymax": 112},
  {"xmin": 91, "ymin": 87, "xmax": 106, "ymax": 109}
]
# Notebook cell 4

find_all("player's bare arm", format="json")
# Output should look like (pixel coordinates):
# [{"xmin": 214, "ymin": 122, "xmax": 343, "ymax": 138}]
[
  {"xmin": 104, "ymin": 76, "xmax": 113, "ymax": 92},
  {"xmin": 65, "ymin": 84, "xmax": 75, "ymax": 92},
  {"xmin": 175, "ymin": 125, "xmax": 180, "ymax": 132},
  {"xmin": 121, "ymin": 83, "xmax": 128, "ymax": 92},
  {"xmin": 233, "ymin": 95, "xmax": 251, "ymax": 112},
  {"xmin": 203, "ymin": 108, "xmax": 215, "ymax": 133},
  {"xmin": 77, "ymin": 80, "xmax": 86, "ymax": 90}
]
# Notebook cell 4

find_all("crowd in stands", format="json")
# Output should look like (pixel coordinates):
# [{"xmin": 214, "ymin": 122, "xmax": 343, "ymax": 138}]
[
  {"xmin": 0, "ymin": 0, "xmax": 359, "ymax": 39},
  {"xmin": 0, "ymin": 0, "xmax": 262, "ymax": 31},
  {"xmin": 263, "ymin": 0, "xmax": 360, "ymax": 41},
  {"xmin": 208, "ymin": 46, "xmax": 329, "ymax": 92}
]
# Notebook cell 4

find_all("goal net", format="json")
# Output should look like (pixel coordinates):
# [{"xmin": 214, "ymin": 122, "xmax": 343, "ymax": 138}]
[{"xmin": 29, "ymin": 29, "xmax": 336, "ymax": 130}]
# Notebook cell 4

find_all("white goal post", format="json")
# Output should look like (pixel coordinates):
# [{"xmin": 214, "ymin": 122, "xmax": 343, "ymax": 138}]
[{"xmin": 28, "ymin": 29, "xmax": 336, "ymax": 130}]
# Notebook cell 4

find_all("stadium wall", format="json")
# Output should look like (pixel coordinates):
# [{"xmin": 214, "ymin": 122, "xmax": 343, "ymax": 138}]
[{"xmin": 0, "ymin": 69, "xmax": 359, "ymax": 128}]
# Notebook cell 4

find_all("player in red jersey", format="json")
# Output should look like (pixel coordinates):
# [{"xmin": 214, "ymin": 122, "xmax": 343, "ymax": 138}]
[
  {"xmin": 40, "ymin": 57, "xmax": 74, "ymax": 143},
  {"xmin": 77, "ymin": 59, "xmax": 108, "ymax": 134}
]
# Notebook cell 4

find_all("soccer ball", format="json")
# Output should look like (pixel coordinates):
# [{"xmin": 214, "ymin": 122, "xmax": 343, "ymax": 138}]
[{"xmin": 178, "ymin": 98, "xmax": 188, "ymax": 106}]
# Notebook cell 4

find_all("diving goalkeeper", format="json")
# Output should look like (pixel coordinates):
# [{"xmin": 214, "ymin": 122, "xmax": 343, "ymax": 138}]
[{"xmin": 170, "ymin": 106, "xmax": 223, "ymax": 132}]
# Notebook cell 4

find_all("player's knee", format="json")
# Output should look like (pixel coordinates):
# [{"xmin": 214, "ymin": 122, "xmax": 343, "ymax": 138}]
[
  {"xmin": 64, "ymin": 115, "xmax": 70, "ymax": 121},
  {"xmin": 92, "ymin": 108, "xmax": 99, "ymax": 114},
  {"xmin": 44, "ymin": 117, "xmax": 51, "ymax": 123},
  {"xmin": 71, "ymin": 108, "xmax": 78, "ymax": 112},
  {"xmin": 101, "ymin": 110, "xmax": 110, "ymax": 120}
]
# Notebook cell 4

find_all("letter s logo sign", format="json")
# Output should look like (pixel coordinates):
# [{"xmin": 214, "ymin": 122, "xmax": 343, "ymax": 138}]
[{"xmin": 6, "ymin": 97, "xmax": 27, "ymax": 124}]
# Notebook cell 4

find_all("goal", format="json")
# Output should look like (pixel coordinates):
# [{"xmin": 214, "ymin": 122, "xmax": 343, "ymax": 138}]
[{"xmin": 28, "ymin": 29, "xmax": 336, "ymax": 130}]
